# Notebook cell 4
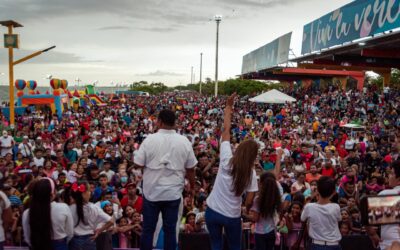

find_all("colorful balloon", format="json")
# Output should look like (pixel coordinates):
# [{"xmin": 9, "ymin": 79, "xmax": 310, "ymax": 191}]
[
  {"xmin": 50, "ymin": 79, "xmax": 61, "ymax": 89},
  {"xmin": 27, "ymin": 80, "xmax": 37, "ymax": 90},
  {"xmin": 60, "ymin": 79, "xmax": 68, "ymax": 89},
  {"xmin": 15, "ymin": 79, "xmax": 26, "ymax": 90}
]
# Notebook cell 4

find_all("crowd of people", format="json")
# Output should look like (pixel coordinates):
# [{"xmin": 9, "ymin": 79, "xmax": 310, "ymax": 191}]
[{"xmin": 0, "ymin": 83, "xmax": 398, "ymax": 250}]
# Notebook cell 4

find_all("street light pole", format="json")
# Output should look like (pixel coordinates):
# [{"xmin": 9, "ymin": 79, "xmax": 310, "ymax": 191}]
[
  {"xmin": 191, "ymin": 66, "xmax": 193, "ymax": 85},
  {"xmin": 214, "ymin": 15, "xmax": 222, "ymax": 97},
  {"xmin": 75, "ymin": 77, "xmax": 82, "ymax": 87},
  {"xmin": 1, "ymin": 20, "xmax": 55, "ymax": 126},
  {"xmin": 7, "ymin": 25, "xmax": 14, "ymax": 125},
  {"xmin": 199, "ymin": 52, "xmax": 203, "ymax": 95}
]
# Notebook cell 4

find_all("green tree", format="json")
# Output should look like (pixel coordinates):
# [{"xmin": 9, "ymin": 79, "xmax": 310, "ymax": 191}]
[{"xmin": 131, "ymin": 78, "xmax": 284, "ymax": 96}]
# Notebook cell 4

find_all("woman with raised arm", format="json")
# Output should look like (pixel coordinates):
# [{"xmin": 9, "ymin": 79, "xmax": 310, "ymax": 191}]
[
  {"xmin": 205, "ymin": 94, "xmax": 259, "ymax": 250},
  {"xmin": 22, "ymin": 178, "xmax": 74, "ymax": 250}
]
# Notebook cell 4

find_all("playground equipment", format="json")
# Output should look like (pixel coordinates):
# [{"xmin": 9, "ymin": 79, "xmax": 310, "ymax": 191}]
[
  {"xmin": 68, "ymin": 85, "xmax": 107, "ymax": 110},
  {"xmin": 3, "ymin": 79, "xmax": 111, "ymax": 120},
  {"xmin": 3, "ymin": 79, "xmax": 110, "ymax": 120},
  {"xmin": 16, "ymin": 79, "xmax": 70, "ymax": 119},
  {"xmin": 85, "ymin": 85, "xmax": 107, "ymax": 106}
]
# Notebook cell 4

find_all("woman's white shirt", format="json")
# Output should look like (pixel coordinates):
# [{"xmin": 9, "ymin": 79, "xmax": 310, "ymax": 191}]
[
  {"xmin": 206, "ymin": 141, "xmax": 258, "ymax": 218},
  {"xmin": 22, "ymin": 202, "xmax": 74, "ymax": 246},
  {"xmin": 0, "ymin": 191, "xmax": 10, "ymax": 242},
  {"xmin": 69, "ymin": 202, "xmax": 111, "ymax": 235}
]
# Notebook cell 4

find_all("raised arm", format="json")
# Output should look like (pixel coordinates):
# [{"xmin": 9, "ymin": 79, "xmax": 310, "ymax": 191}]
[
  {"xmin": 274, "ymin": 148, "xmax": 283, "ymax": 178},
  {"xmin": 221, "ymin": 94, "xmax": 236, "ymax": 142}
]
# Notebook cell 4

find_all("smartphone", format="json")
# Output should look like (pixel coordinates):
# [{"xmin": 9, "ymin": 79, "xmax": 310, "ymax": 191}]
[
  {"xmin": 112, "ymin": 191, "xmax": 118, "ymax": 200},
  {"xmin": 360, "ymin": 195, "xmax": 400, "ymax": 226}
]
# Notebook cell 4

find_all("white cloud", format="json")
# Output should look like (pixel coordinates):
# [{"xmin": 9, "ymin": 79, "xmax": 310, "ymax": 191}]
[{"xmin": 0, "ymin": 0, "xmax": 352, "ymax": 85}]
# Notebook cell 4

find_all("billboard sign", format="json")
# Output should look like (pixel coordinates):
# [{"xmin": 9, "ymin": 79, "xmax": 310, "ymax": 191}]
[
  {"xmin": 302, "ymin": 0, "xmax": 400, "ymax": 54},
  {"xmin": 242, "ymin": 32, "xmax": 292, "ymax": 74}
]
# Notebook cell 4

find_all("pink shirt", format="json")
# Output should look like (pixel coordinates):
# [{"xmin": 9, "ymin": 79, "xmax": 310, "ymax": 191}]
[{"xmin": 119, "ymin": 232, "xmax": 128, "ymax": 248}]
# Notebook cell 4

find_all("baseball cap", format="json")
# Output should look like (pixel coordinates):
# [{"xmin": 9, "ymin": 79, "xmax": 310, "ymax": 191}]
[{"xmin": 100, "ymin": 200, "xmax": 112, "ymax": 209}]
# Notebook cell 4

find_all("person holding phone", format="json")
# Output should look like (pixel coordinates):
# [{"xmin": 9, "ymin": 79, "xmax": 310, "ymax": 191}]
[{"xmin": 368, "ymin": 160, "xmax": 400, "ymax": 249}]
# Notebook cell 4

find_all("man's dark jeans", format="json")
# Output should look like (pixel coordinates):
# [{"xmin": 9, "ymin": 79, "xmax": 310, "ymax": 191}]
[{"xmin": 140, "ymin": 197, "xmax": 181, "ymax": 250}]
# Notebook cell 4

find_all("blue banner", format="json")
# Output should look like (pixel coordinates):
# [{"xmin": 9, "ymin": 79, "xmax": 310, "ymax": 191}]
[
  {"xmin": 302, "ymin": 0, "xmax": 400, "ymax": 54},
  {"xmin": 242, "ymin": 32, "xmax": 292, "ymax": 74}
]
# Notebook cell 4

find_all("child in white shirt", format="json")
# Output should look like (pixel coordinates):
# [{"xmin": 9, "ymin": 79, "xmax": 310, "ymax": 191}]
[
  {"xmin": 301, "ymin": 176, "xmax": 341, "ymax": 250},
  {"xmin": 67, "ymin": 163, "xmax": 78, "ymax": 183}
]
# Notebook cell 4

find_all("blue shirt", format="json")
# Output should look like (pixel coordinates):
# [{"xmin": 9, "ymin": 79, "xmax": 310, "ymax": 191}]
[
  {"xmin": 318, "ymin": 141, "xmax": 328, "ymax": 150},
  {"xmin": 93, "ymin": 186, "xmax": 114, "ymax": 201}
]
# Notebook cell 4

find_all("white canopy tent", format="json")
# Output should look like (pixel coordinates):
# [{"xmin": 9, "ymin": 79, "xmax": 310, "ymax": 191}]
[{"xmin": 249, "ymin": 89, "xmax": 296, "ymax": 104}]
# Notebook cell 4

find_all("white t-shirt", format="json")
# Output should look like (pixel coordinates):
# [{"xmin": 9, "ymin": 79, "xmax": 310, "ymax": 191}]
[
  {"xmin": 52, "ymin": 170, "xmax": 68, "ymax": 181},
  {"xmin": 23, "ymin": 202, "xmax": 74, "ymax": 245},
  {"xmin": 379, "ymin": 186, "xmax": 400, "ymax": 249},
  {"xmin": 67, "ymin": 170, "xmax": 78, "ymax": 183},
  {"xmin": 344, "ymin": 139, "xmax": 355, "ymax": 150},
  {"xmin": 0, "ymin": 136, "xmax": 13, "ymax": 156},
  {"xmin": 100, "ymin": 170, "xmax": 115, "ymax": 181},
  {"xmin": 0, "ymin": 191, "xmax": 10, "ymax": 242},
  {"xmin": 18, "ymin": 143, "xmax": 33, "ymax": 157},
  {"xmin": 33, "ymin": 157, "xmax": 45, "ymax": 167},
  {"xmin": 301, "ymin": 203, "xmax": 341, "ymax": 242},
  {"xmin": 134, "ymin": 129, "xmax": 198, "ymax": 202},
  {"xmin": 206, "ymin": 141, "xmax": 258, "ymax": 218},
  {"xmin": 69, "ymin": 203, "xmax": 111, "ymax": 236},
  {"xmin": 291, "ymin": 181, "xmax": 310, "ymax": 193},
  {"xmin": 73, "ymin": 148, "xmax": 82, "ymax": 157}
]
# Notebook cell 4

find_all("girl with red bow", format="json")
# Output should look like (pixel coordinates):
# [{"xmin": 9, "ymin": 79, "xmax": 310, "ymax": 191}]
[{"xmin": 68, "ymin": 181, "xmax": 114, "ymax": 250}]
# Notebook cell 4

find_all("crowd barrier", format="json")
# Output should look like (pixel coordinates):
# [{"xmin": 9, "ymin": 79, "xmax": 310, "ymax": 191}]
[{"xmin": 4, "ymin": 234, "xmax": 374, "ymax": 250}]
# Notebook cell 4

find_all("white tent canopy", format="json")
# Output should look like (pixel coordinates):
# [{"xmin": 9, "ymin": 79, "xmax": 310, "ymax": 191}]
[{"xmin": 249, "ymin": 89, "xmax": 296, "ymax": 104}]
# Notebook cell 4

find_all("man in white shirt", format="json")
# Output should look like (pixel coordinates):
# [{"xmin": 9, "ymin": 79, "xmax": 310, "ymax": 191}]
[
  {"xmin": 0, "ymin": 131, "xmax": 14, "ymax": 157},
  {"xmin": 99, "ymin": 161, "xmax": 115, "ymax": 181},
  {"xmin": 32, "ymin": 149, "xmax": 45, "ymax": 167},
  {"xmin": 134, "ymin": 109, "xmax": 197, "ymax": 250},
  {"xmin": 18, "ymin": 136, "xmax": 33, "ymax": 158}
]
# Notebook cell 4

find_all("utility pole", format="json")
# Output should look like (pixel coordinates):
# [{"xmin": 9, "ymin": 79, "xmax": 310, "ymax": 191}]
[
  {"xmin": 214, "ymin": 15, "xmax": 222, "ymax": 97},
  {"xmin": 0, "ymin": 20, "xmax": 55, "ymax": 126},
  {"xmin": 191, "ymin": 66, "xmax": 193, "ymax": 85},
  {"xmin": 199, "ymin": 52, "xmax": 203, "ymax": 94}
]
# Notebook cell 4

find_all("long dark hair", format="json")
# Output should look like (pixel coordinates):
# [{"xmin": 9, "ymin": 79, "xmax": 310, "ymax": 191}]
[
  {"xmin": 230, "ymin": 139, "xmax": 259, "ymax": 196},
  {"xmin": 70, "ymin": 181, "xmax": 89, "ymax": 226},
  {"xmin": 258, "ymin": 172, "xmax": 282, "ymax": 218},
  {"xmin": 29, "ymin": 179, "xmax": 53, "ymax": 250}
]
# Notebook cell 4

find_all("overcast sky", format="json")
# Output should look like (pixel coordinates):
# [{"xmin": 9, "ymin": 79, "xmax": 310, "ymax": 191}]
[{"xmin": 0, "ymin": 0, "xmax": 351, "ymax": 87}]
